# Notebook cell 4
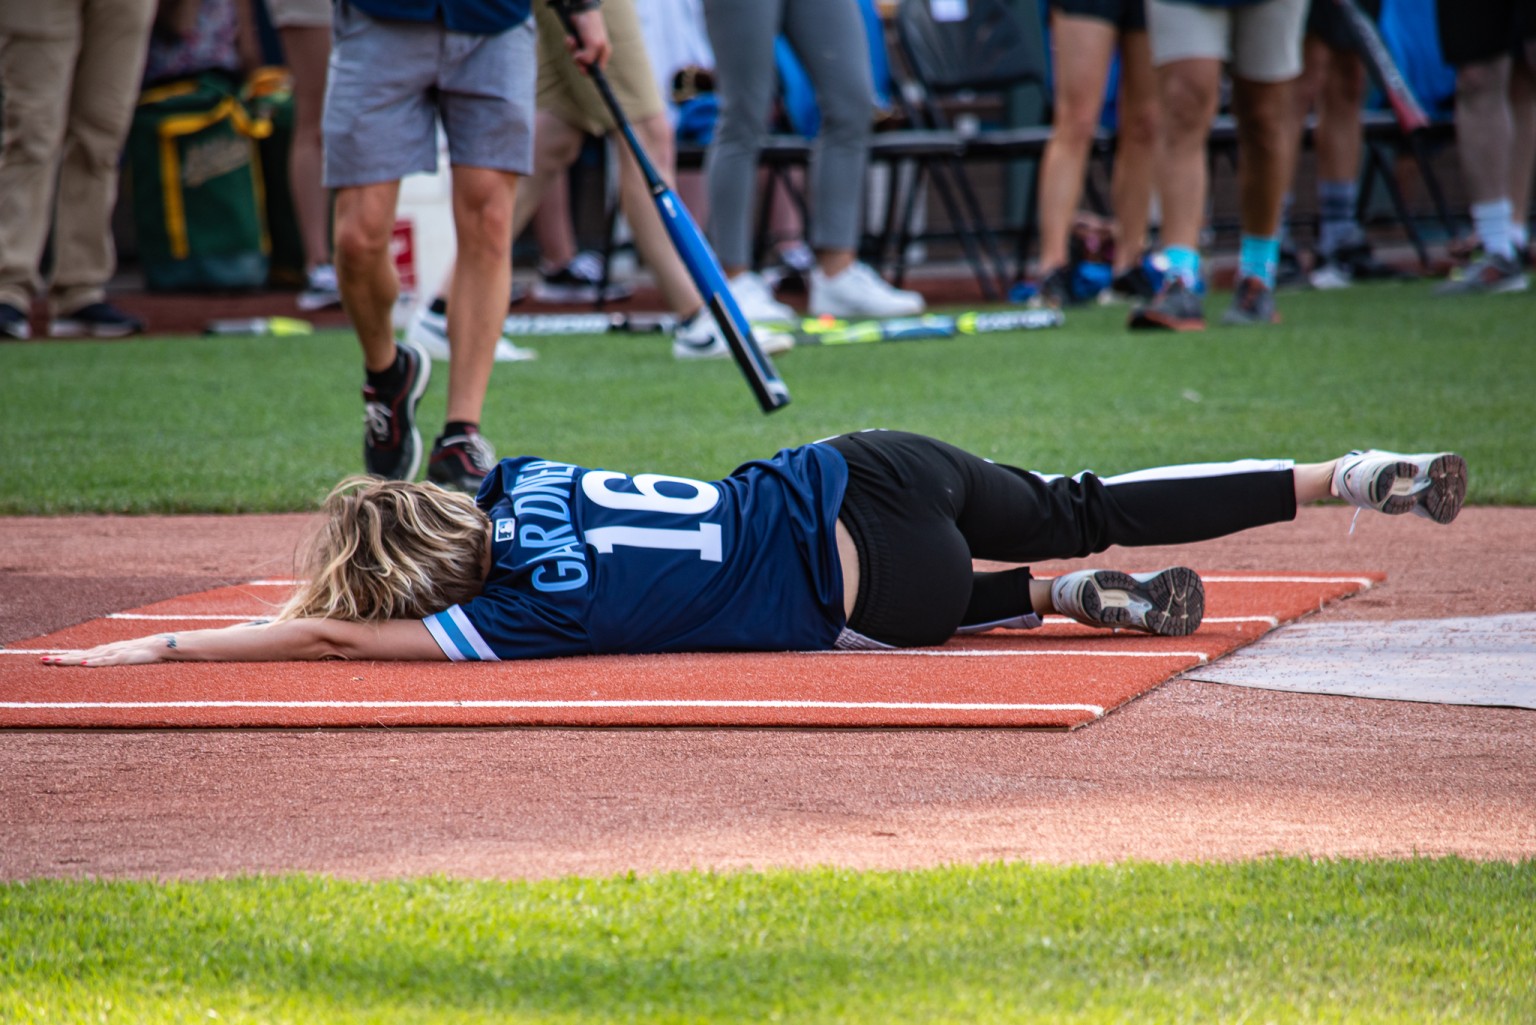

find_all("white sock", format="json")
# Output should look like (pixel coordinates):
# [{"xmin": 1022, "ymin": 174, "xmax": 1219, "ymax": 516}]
[{"xmin": 1472, "ymin": 198, "xmax": 1516, "ymax": 261}]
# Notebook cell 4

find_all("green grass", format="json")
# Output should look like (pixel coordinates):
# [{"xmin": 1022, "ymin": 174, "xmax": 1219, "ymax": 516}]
[
  {"xmin": 1, "ymin": 281, "xmax": 1532, "ymax": 513},
  {"xmin": 3, "ymin": 859, "xmax": 1532, "ymax": 1023}
]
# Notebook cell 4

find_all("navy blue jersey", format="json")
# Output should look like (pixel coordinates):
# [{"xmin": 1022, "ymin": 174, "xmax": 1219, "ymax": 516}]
[
  {"xmin": 347, "ymin": 0, "xmax": 533, "ymax": 35},
  {"xmin": 424, "ymin": 443, "xmax": 850, "ymax": 660}
]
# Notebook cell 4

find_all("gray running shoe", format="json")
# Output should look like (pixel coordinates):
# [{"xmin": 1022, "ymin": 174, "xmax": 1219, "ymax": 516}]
[
  {"xmin": 1128, "ymin": 278, "xmax": 1205, "ymax": 331},
  {"xmin": 1049, "ymin": 567, "xmax": 1205, "ymax": 636},
  {"xmin": 1433, "ymin": 254, "xmax": 1529, "ymax": 296},
  {"xmin": 1332, "ymin": 450, "xmax": 1467, "ymax": 524},
  {"xmin": 1221, "ymin": 276, "xmax": 1281, "ymax": 325}
]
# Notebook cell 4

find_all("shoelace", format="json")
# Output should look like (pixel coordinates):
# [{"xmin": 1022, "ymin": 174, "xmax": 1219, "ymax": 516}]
[{"xmin": 364, "ymin": 401, "xmax": 392, "ymax": 443}]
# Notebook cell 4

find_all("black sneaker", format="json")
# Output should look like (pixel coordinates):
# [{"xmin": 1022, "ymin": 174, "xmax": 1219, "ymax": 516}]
[
  {"xmin": 49, "ymin": 301, "xmax": 145, "ymax": 338},
  {"xmin": 1128, "ymin": 277, "xmax": 1205, "ymax": 331},
  {"xmin": 1334, "ymin": 241, "xmax": 1413, "ymax": 282},
  {"xmin": 1220, "ymin": 276, "xmax": 1281, "ymax": 325},
  {"xmin": 0, "ymin": 302, "xmax": 30, "ymax": 340},
  {"xmin": 427, "ymin": 427, "xmax": 498, "ymax": 494},
  {"xmin": 1029, "ymin": 266, "xmax": 1072, "ymax": 309},
  {"xmin": 1109, "ymin": 264, "xmax": 1157, "ymax": 302},
  {"xmin": 362, "ymin": 338, "xmax": 431, "ymax": 480},
  {"xmin": 531, "ymin": 251, "xmax": 635, "ymax": 303},
  {"xmin": 1275, "ymin": 244, "xmax": 1305, "ymax": 290}
]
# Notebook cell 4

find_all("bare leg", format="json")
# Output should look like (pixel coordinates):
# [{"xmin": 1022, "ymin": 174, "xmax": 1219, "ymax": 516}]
[
  {"xmin": 1232, "ymin": 75, "xmax": 1299, "ymax": 239},
  {"xmin": 1037, "ymin": 12, "xmax": 1118, "ymax": 274},
  {"xmin": 1456, "ymin": 55, "xmax": 1515, "ymax": 206},
  {"xmin": 1153, "ymin": 58, "xmax": 1221, "ymax": 251},
  {"xmin": 445, "ymin": 166, "xmax": 519, "ymax": 425},
  {"xmin": 277, "ymin": 24, "xmax": 333, "ymax": 274},
  {"xmin": 1110, "ymin": 29, "xmax": 1159, "ymax": 274},
  {"xmin": 333, "ymin": 180, "xmax": 403, "ymax": 372}
]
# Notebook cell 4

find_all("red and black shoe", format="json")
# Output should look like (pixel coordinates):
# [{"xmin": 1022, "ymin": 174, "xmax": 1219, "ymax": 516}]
[
  {"xmin": 427, "ymin": 425, "xmax": 497, "ymax": 495},
  {"xmin": 362, "ymin": 338, "xmax": 431, "ymax": 480},
  {"xmin": 1128, "ymin": 277, "xmax": 1205, "ymax": 331}
]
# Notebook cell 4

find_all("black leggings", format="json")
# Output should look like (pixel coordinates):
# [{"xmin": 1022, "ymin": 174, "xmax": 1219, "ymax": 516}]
[{"xmin": 826, "ymin": 431, "xmax": 1298, "ymax": 647}]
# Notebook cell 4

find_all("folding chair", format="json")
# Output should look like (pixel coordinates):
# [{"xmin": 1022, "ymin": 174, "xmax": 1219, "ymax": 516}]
[{"xmin": 888, "ymin": 0, "xmax": 1055, "ymax": 294}]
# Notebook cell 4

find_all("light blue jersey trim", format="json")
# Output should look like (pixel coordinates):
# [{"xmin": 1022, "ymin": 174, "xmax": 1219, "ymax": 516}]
[{"xmin": 423, "ymin": 606, "xmax": 500, "ymax": 662}]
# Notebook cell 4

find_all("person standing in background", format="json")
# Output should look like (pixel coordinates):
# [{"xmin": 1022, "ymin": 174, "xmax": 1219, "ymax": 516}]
[
  {"xmin": 1431, "ymin": 0, "xmax": 1534, "ymax": 295},
  {"xmin": 1031, "ymin": 0, "xmax": 1162, "ymax": 309},
  {"xmin": 1129, "ymin": 0, "xmax": 1307, "ymax": 330},
  {"xmin": 324, "ymin": 0, "xmax": 609, "ymax": 493},
  {"xmin": 701, "ymin": 0, "xmax": 926, "ymax": 322},
  {"xmin": 1285, "ymin": 0, "xmax": 1410, "ymax": 289},
  {"xmin": 263, "ymin": 0, "xmax": 340, "ymax": 310},
  {"xmin": 0, "ymin": 0, "xmax": 158, "ymax": 340}
]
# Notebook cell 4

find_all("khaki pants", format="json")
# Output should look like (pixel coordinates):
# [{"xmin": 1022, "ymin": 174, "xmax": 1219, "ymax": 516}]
[{"xmin": 0, "ymin": 0, "xmax": 156, "ymax": 315}]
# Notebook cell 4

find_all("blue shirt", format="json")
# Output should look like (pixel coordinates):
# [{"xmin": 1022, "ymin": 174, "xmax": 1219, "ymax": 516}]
[
  {"xmin": 424, "ymin": 443, "xmax": 850, "ymax": 660},
  {"xmin": 347, "ymin": 0, "xmax": 533, "ymax": 35}
]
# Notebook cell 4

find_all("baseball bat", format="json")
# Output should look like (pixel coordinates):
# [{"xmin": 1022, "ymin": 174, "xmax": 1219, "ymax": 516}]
[
  {"xmin": 791, "ymin": 308, "xmax": 1064, "ymax": 346},
  {"xmin": 1329, "ymin": 0, "xmax": 1429, "ymax": 134},
  {"xmin": 553, "ymin": 6, "xmax": 791, "ymax": 413}
]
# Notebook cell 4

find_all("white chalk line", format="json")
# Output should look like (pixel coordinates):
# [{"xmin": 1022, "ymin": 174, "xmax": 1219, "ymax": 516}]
[
  {"xmin": 0, "ymin": 698, "xmax": 1105, "ymax": 715},
  {"xmin": 1, "ymin": 647, "xmax": 1209, "ymax": 662}
]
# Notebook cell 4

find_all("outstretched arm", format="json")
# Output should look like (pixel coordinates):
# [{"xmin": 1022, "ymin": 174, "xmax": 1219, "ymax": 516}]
[{"xmin": 40, "ymin": 618, "xmax": 446, "ymax": 667}]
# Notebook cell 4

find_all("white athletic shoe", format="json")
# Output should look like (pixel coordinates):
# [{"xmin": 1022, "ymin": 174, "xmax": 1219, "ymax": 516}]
[
  {"xmin": 406, "ymin": 304, "xmax": 538, "ymax": 363},
  {"xmin": 671, "ymin": 309, "xmax": 794, "ymax": 360},
  {"xmin": 727, "ymin": 271, "xmax": 797, "ymax": 324},
  {"xmin": 1049, "ymin": 567, "xmax": 1205, "ymax": 637},
  {"xmin": 1332, "ymin": 450, "xmax": 1467, "ymax": 524},
  {"xmin": 809, "ymin": 262, "xmax": 926, "ymax": 318}
]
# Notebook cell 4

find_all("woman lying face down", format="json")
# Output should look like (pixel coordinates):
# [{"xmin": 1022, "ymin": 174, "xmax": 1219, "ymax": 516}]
[{"xmin": 40, "ymin": 431, "xmax": 1466, "ymax": 667}]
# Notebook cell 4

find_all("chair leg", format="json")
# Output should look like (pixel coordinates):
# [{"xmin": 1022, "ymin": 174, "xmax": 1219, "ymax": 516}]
[
  {"xmin": 1364, "ymin": 140, "xmax": 1429, "ymax": 270},
  {"xmin": 1408, "ymin": 131, "xmax": 1459, "ymax": 240},
  {"xmin": 930, "ymin": 158, "xmax": 1006, "ymax": 300}
]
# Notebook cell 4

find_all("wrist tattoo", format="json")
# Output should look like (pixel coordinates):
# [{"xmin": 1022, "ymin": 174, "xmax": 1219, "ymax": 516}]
[{"xmin": 163, "ymin": 635, "xmax": 178, "ymax": 650}]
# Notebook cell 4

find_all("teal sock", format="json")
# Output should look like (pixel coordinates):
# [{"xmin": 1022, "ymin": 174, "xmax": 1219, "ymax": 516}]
[
  {"xmin": 1164, "ymin": 246, "xmax": 1201, "ymax": 287},
  {"xmin": 1239, "ymin": 235, "xmax": 1280, "ymax": 288}
]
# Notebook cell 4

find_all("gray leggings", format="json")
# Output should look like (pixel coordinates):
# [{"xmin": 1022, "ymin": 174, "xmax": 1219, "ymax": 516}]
[{"xmin": 701, "ymin": 0, "xmax": 877, "ymax": 267}]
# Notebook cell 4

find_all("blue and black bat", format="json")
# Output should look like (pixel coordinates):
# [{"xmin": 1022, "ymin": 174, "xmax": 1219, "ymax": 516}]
[{"xmin": 553, "ymin": 6, "xmax": 791, "ymax": 413}]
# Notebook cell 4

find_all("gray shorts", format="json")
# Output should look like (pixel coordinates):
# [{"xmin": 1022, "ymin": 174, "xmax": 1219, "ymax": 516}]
[
  {"xmin": 321, "ymin": 1, "xmax": 537, "ymax": 188},
  {"xmin": 1147, "ymin": 0, "xmax": 1306, "ymax": 81}
]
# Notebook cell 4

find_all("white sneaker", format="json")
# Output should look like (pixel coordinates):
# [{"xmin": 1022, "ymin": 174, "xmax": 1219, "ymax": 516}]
[
  {"xmin": 672, "ymin": 309, "xmax": 794, "ymax": 361},
  {"xmin": 809, "ymin": 262, "xmax": 926, "ymax": 318},
  {"xmin": 1332, "ymin": 450, "xmax": 1467, "ymax": 524},
  {"xmin": 407, "ymin": 304, "xmax": 538, "ymax": 363},
  {"xmin": 1049, "ymin": 568, "xmax": 1204, "ymax": 636},
  {"xmin": 727, "ymin": 271, "xmax": 797, "ymax": 323},
  {"xmin": 297, "ymin": 263, "xmax": 341, "ymax": 311}
]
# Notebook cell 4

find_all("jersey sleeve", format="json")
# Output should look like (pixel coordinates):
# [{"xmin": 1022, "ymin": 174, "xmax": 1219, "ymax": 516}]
[{"xmin": 423, "ymin": 589, "xmax": 591, "ymax": 662}]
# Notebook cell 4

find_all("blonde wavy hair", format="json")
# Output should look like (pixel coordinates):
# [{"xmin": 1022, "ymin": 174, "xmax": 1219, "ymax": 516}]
[{"xmin": 278, "ymin": 476, "xmax": 491, "ymax": 623}]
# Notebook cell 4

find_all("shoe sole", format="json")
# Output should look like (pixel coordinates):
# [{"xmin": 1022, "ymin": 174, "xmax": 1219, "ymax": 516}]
[
  {"xmin": 1075, "ymin": 568, "xmax": 1205, "ymax": 637},
  {"xmin": 531, "ymin": 283, "xmax": 635, "ymax": 303},
  {"xmin": 1128, "ymin": 310, "xmax": 1205, "ymax": 331},
  {"xmin": 48, "ymin": 323, "xmax": 139, "ymax": 338},
  {"xmin": 1374, "ymin": 454, "xmax": 1466, "ymax": 524},
  {"xmin": 296, "ymin": 292, "xmax": 341, "ymax": 312}
]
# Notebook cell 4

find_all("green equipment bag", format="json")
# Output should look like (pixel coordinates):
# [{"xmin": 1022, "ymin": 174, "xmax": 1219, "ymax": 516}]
[
  {"xmin": 243, "ymin": 67, "xmax": 307, "ymax": 288},
  {"xmin": 127, "ymin": 74, "xmax": 273, "ymax": 291}
]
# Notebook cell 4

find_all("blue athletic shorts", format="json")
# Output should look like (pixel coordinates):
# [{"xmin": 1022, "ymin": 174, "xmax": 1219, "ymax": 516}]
[{"xmin": 322, "ymin": 0, "xmax": 537, "ymax": 188}]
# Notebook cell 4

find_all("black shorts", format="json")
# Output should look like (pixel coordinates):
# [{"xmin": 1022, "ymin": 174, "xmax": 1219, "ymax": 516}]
[
  {"xmin": 1435, "ymin": 0, "xmax": 1536, "ymax": 66},
  {"xmin": 827, "ymin": 431, "xmax": 1296, "ymax": 648},
  {"xmin": 1306, "ymin": 0, "xmax": 1383, "ymax": 55},
  {"xmin": 1050, "ymin": 0, "xmax": 1147, "ymax": 33}
]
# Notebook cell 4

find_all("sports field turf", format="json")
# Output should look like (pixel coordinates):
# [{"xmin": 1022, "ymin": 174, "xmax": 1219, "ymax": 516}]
[
  {"xmin": 1, "ymin": 281, "xmax": 1532, "ymax": 1020},
  {"xmin": 0, "ymin": 282, "xmax": 1531, "ymax": 513}
]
